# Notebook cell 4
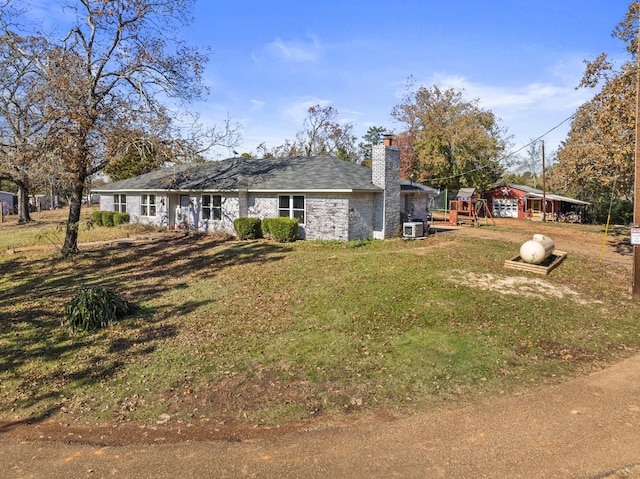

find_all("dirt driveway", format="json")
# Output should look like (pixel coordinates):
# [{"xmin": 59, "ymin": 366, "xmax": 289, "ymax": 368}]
[
  {"xmin": 1, "ymin": 219, "xmax": 639, "ymax": 478},
  {"xmin": 3, "ymin": 350, "xmax": 640, "ymax": 479}
]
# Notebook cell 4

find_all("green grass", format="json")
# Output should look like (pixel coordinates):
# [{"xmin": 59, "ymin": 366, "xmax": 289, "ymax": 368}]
[{"xmin": 0, "ymin": 216, "xmax": 637, "ymax": 428}]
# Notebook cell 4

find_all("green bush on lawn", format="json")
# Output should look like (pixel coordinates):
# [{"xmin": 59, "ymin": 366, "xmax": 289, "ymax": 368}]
[
  {"xmin": 262, "ymin": 217, "xmax": 299, "ymax": 242},
  {"xmin": 91, "ymin": 210, "xmax": 103, "ymax": 226},
  {"xmin": 101, "ymin": 211, "xmax": 115, "ymax": 227},
  {"xmin": 113, "ymin": 212, "xmax": 130, "ymax": 226},
  {"xmin": 233, "ymin": 217, "xmax": 263, "ymax": 240}
]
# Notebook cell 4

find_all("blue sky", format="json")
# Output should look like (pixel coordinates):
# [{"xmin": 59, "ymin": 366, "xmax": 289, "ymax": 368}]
[
  {"xmin": 27, "ymin": 1, "xmax": 633, "ymax": 163},
  {"xmin": 187, "ymin": 0, "xmax": 631, "ymax": 162}
]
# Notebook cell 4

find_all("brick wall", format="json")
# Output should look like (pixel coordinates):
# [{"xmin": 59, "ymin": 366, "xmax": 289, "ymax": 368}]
[
  {"xmin": 348, "ymin": 193, "xmax": 375, "ymax": 240},
  {"xmin": 372, "ymin": 144, "xmax": 400, "ymax": 239}
]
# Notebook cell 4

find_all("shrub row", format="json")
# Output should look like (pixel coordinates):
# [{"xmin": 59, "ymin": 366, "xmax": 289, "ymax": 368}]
[
  {"xmin": 92, "ymin": 210, "xmax": 130, "ymax": 227},
  {"xmin": 233, "ymin": 217, "xmax": 299, "ymax": 242}
]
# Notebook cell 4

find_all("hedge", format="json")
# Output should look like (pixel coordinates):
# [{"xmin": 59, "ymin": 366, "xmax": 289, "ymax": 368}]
[
  {"xmin": 92, "ymin": 210, "xmax": 103, "ymax": 226},
  {"xmin": 113, "ymin": 212, "xmax": 130, "ymax": 226},
  {"xmin": 262, "ymin": 217, "xmax": 299, "ymax": 242},
  {"xmin": 233, "ymin": 217, "xmax": 263, "ymax": 240},
  {"xmin": 101, "ymin": 211, "xmax": 115, "ymax": 227}
]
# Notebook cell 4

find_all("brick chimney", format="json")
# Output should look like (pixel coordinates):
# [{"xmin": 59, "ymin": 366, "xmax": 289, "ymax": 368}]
[{"xmin": 372, "ymin": 135, "xmax": 400, "ymax": 239}]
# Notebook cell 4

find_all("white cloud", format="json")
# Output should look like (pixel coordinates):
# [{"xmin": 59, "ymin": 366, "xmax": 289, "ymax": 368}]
[
  {"xmin": 408, "ymin": 66, "xmax": 596, "ymax": 155},
  {"xmin": 428, "ymin": 72, "xmax": 589, "ymax": 117},
  {"xmin": 264, "ymin": 36, "xmax": 323, "ymax": 63},
  {"xmin": 282, "ymin": 97, "xmax": 331, "ymax": 124},
  {"xmin": 250, "ymin": 99, "xmax": 266, "ymax": 111}
]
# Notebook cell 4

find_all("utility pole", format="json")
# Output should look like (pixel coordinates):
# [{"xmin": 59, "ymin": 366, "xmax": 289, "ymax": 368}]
[
  {"xmin": 541, "ymin": 140, "xmax": 546, "ymax": 222},
  {"xmin": 634, "ymin": 4, "xmax": 640, "ymax": 300}
]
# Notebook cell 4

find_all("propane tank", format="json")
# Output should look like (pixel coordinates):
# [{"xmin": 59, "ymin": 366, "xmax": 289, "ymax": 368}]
[{"xmin": 519, "ymin": 234, "xmax": 555, "ymax": 264}]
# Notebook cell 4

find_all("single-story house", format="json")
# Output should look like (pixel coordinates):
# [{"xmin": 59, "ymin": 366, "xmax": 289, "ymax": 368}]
[
  {"xmin": 0, "ymin": 190, "xmax": 16, "ymax": 216},
  {"xmin": 93, "ymin": 140, "xmax": 437, "ymax": 241},
  {"xmin": 29, "ymin": 194, "xmax": 59, "ymax": 210},
  {"xmin": 484, "ymin": 184, "xmax": 591, "ymax": 221}
]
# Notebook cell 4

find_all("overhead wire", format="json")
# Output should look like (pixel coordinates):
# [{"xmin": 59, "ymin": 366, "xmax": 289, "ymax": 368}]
[{"xmin": 425, "ymin": 113, "xmax": 576, "ymax": 184}]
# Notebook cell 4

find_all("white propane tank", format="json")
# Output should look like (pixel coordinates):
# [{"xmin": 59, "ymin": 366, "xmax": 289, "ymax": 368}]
[{"xmin": 519, "ymin": 234, "xmax": 555, "ymax": 265}]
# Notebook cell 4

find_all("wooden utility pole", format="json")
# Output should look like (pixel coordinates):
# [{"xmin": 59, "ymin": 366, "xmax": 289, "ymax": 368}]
[
  {"xmin": 634, "ymin": 5, "xmax": 640, "ymax": 300},
  {"xmin": 541, "ymin": 140, "xmax": 547, "ymax": 222}
]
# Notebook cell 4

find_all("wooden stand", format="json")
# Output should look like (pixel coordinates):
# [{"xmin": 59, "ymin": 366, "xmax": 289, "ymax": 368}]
[{"xmin": 504, "ymin": 250, "xmax": 567, "ymax": 275}]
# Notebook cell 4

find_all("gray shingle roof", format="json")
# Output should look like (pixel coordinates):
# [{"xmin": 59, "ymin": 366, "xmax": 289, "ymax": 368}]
[{"xmin": 93, "ymin": 155, "xmax": 383, "ymax": 193}]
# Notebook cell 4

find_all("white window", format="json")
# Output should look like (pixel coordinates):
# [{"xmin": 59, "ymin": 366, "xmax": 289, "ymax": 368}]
[
  {"xmin": 141, "ymin": 194, "xmax": 156, "ymax": 217},
  {"xmin": 113, "ymin": 194, "xmax": 126, "ymax": 213},
  {"xmin": 202, "ymin": 194, "xmax": 222, "ymax": 221},
  {"xmin": 279, "ymin": 195, "xmax": 305, "ymax": 224}
]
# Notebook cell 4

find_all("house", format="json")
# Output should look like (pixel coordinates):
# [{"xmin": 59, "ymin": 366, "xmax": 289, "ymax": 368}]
[
  {"xmin": 484, "ymin": 184, "xmax": 590, "ymax": 221},
  {"xmin": 93, "ymin": 140, "xmax": 437, "ymax": 241},
  {"xmin": 0, "ymin": 190, "xmax": 16, "ymax": 216},
  {"xmin": 29, "ymin": 194, "xmax": 59, "ymax": 211}
]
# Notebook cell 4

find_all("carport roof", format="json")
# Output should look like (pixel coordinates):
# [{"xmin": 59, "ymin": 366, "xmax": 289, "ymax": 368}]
[{"xmin": 507, "ymin": 184, "xmax": 591, "ymax": 206}]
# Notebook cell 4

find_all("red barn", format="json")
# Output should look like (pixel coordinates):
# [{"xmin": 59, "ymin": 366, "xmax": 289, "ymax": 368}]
[{"xmin": 483, "ymin": 184, "xmax": 590, "ymax": 221}]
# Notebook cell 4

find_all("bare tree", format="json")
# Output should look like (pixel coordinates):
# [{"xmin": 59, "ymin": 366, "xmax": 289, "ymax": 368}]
[
  {"xmin": 2, "ymin": 0, "xmax": 233, "ymax": 255},
  {"xmin": 0, "ymin": 17, "xmax": 51, "ymax": 222},
  {"xmin": 296, "ymin": 105, "xmax": 357, "ymax": 161}
]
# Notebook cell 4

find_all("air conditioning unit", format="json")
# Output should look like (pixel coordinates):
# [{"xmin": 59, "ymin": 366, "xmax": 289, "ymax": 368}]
[{"xmin": 403, "ymin": 221, "xmax": 424, "ymax": 238}]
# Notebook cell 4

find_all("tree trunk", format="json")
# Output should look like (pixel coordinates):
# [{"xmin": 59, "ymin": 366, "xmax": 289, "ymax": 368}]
[
  {"xmin": 61, "ymin": 178, "xmax": 85, "ymax": 256},
  {"xmin": 16, "ymin": 181, "xmax": 31, "ymax": 223}
]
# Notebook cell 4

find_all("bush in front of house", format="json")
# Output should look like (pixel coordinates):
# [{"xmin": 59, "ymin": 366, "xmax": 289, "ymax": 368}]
[
  {"xmin": 233, "ymin": 217, "xmax": 263, "ymax": 240},
  {"xmin": 261, "ymin": 217, "xmax": 273, "ymax": 237},
  {"xmin": 92, "ymin": 210, "xmax": 103, "ymax": 226},
  {"xmin": 101, "ymin": 211, "xmax": 115, "ymax": 227},
  {"xmin": 64, "ymin": 286, "xmax": 134, "ymax": 332},
  {"xmin": 262, "ymin": 217, "xmax": 298, "ymax": 242},
  {"xmin": 113, "ymin": 212, "xmax": 130, "ymax": 226}
]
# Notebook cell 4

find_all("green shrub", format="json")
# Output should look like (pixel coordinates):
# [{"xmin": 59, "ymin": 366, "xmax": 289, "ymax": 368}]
[
  {"xmin": 91, "ymin": 210, "xmax": 103, "ymax": 226},
  {"xmin": 114, "ymin": 212, "xmax": 130, "ymax": 226},
  {"xmin": 263, "ymin": 217, "xmax": 298, "ymax": 242},
  {"xmin": 261, "ymin": 217, "xmax": 275, "ymax": 237},
  {"xmin": 233, "ymin": 217, "xmax": 263, "ymax": 240},
  {"xmin": 101, "ymin": 211, "xmax": 115, "ymax": 227},
  {"xmin": 64, "ymin": 287, "xmax": 134, "ymax": 332}
]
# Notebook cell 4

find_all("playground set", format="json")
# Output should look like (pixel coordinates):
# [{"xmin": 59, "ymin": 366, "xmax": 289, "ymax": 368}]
[{"xmin": 447, "ymin": 188, "xmax": 495, "ymax": 226}]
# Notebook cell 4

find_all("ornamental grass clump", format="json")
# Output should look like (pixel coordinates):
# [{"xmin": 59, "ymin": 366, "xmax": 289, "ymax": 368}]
[{"xmin": 64, "ymin": 287, "xmax": 134, "ymax": 332}]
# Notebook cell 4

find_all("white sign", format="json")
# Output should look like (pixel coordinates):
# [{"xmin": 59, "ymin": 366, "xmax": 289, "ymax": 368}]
[{"xmin": 631, "ymin": 228, "xmax": 640, "ymax": 245}]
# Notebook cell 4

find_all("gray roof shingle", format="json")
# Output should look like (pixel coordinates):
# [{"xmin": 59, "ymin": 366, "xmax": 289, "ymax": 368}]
[{"xmin": 93, "ymin": 155, "xmax": 383, "ymax": 193}]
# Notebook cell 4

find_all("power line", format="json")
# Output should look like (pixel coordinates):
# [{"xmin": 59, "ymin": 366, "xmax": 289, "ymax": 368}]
[
  {"xmin": 507, "ymin": 113, "xmax": 575, "ymax": 157},
  {"xmin": 425, "ymin": 113, "xmax": 576, "ymax": 183}
]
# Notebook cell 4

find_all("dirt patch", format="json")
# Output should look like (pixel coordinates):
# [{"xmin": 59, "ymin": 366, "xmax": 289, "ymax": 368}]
[{"xmin": 446, "ymin": 269, "xmax": 599, "ymax": 305}]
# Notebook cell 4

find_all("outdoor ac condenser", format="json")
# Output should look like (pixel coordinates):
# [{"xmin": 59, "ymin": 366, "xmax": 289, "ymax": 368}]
[{"xmin": 403, "ymin": 222, "xmax": 424, "ymax": 238}]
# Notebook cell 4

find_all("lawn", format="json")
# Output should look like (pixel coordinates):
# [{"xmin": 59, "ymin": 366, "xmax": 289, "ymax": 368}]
[{"xmin": 0, "ymin": 209, "xmax": 637, "ymax": 430}]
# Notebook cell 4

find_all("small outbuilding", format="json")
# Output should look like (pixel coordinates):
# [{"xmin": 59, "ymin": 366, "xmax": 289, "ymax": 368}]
[
  {"xmin": 0, "ymin": 190, "xmax": 16, "ymax": 217},
  {"xmin": 484, "ymin": 184, "xmax": 590, "ymax": 221}
]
